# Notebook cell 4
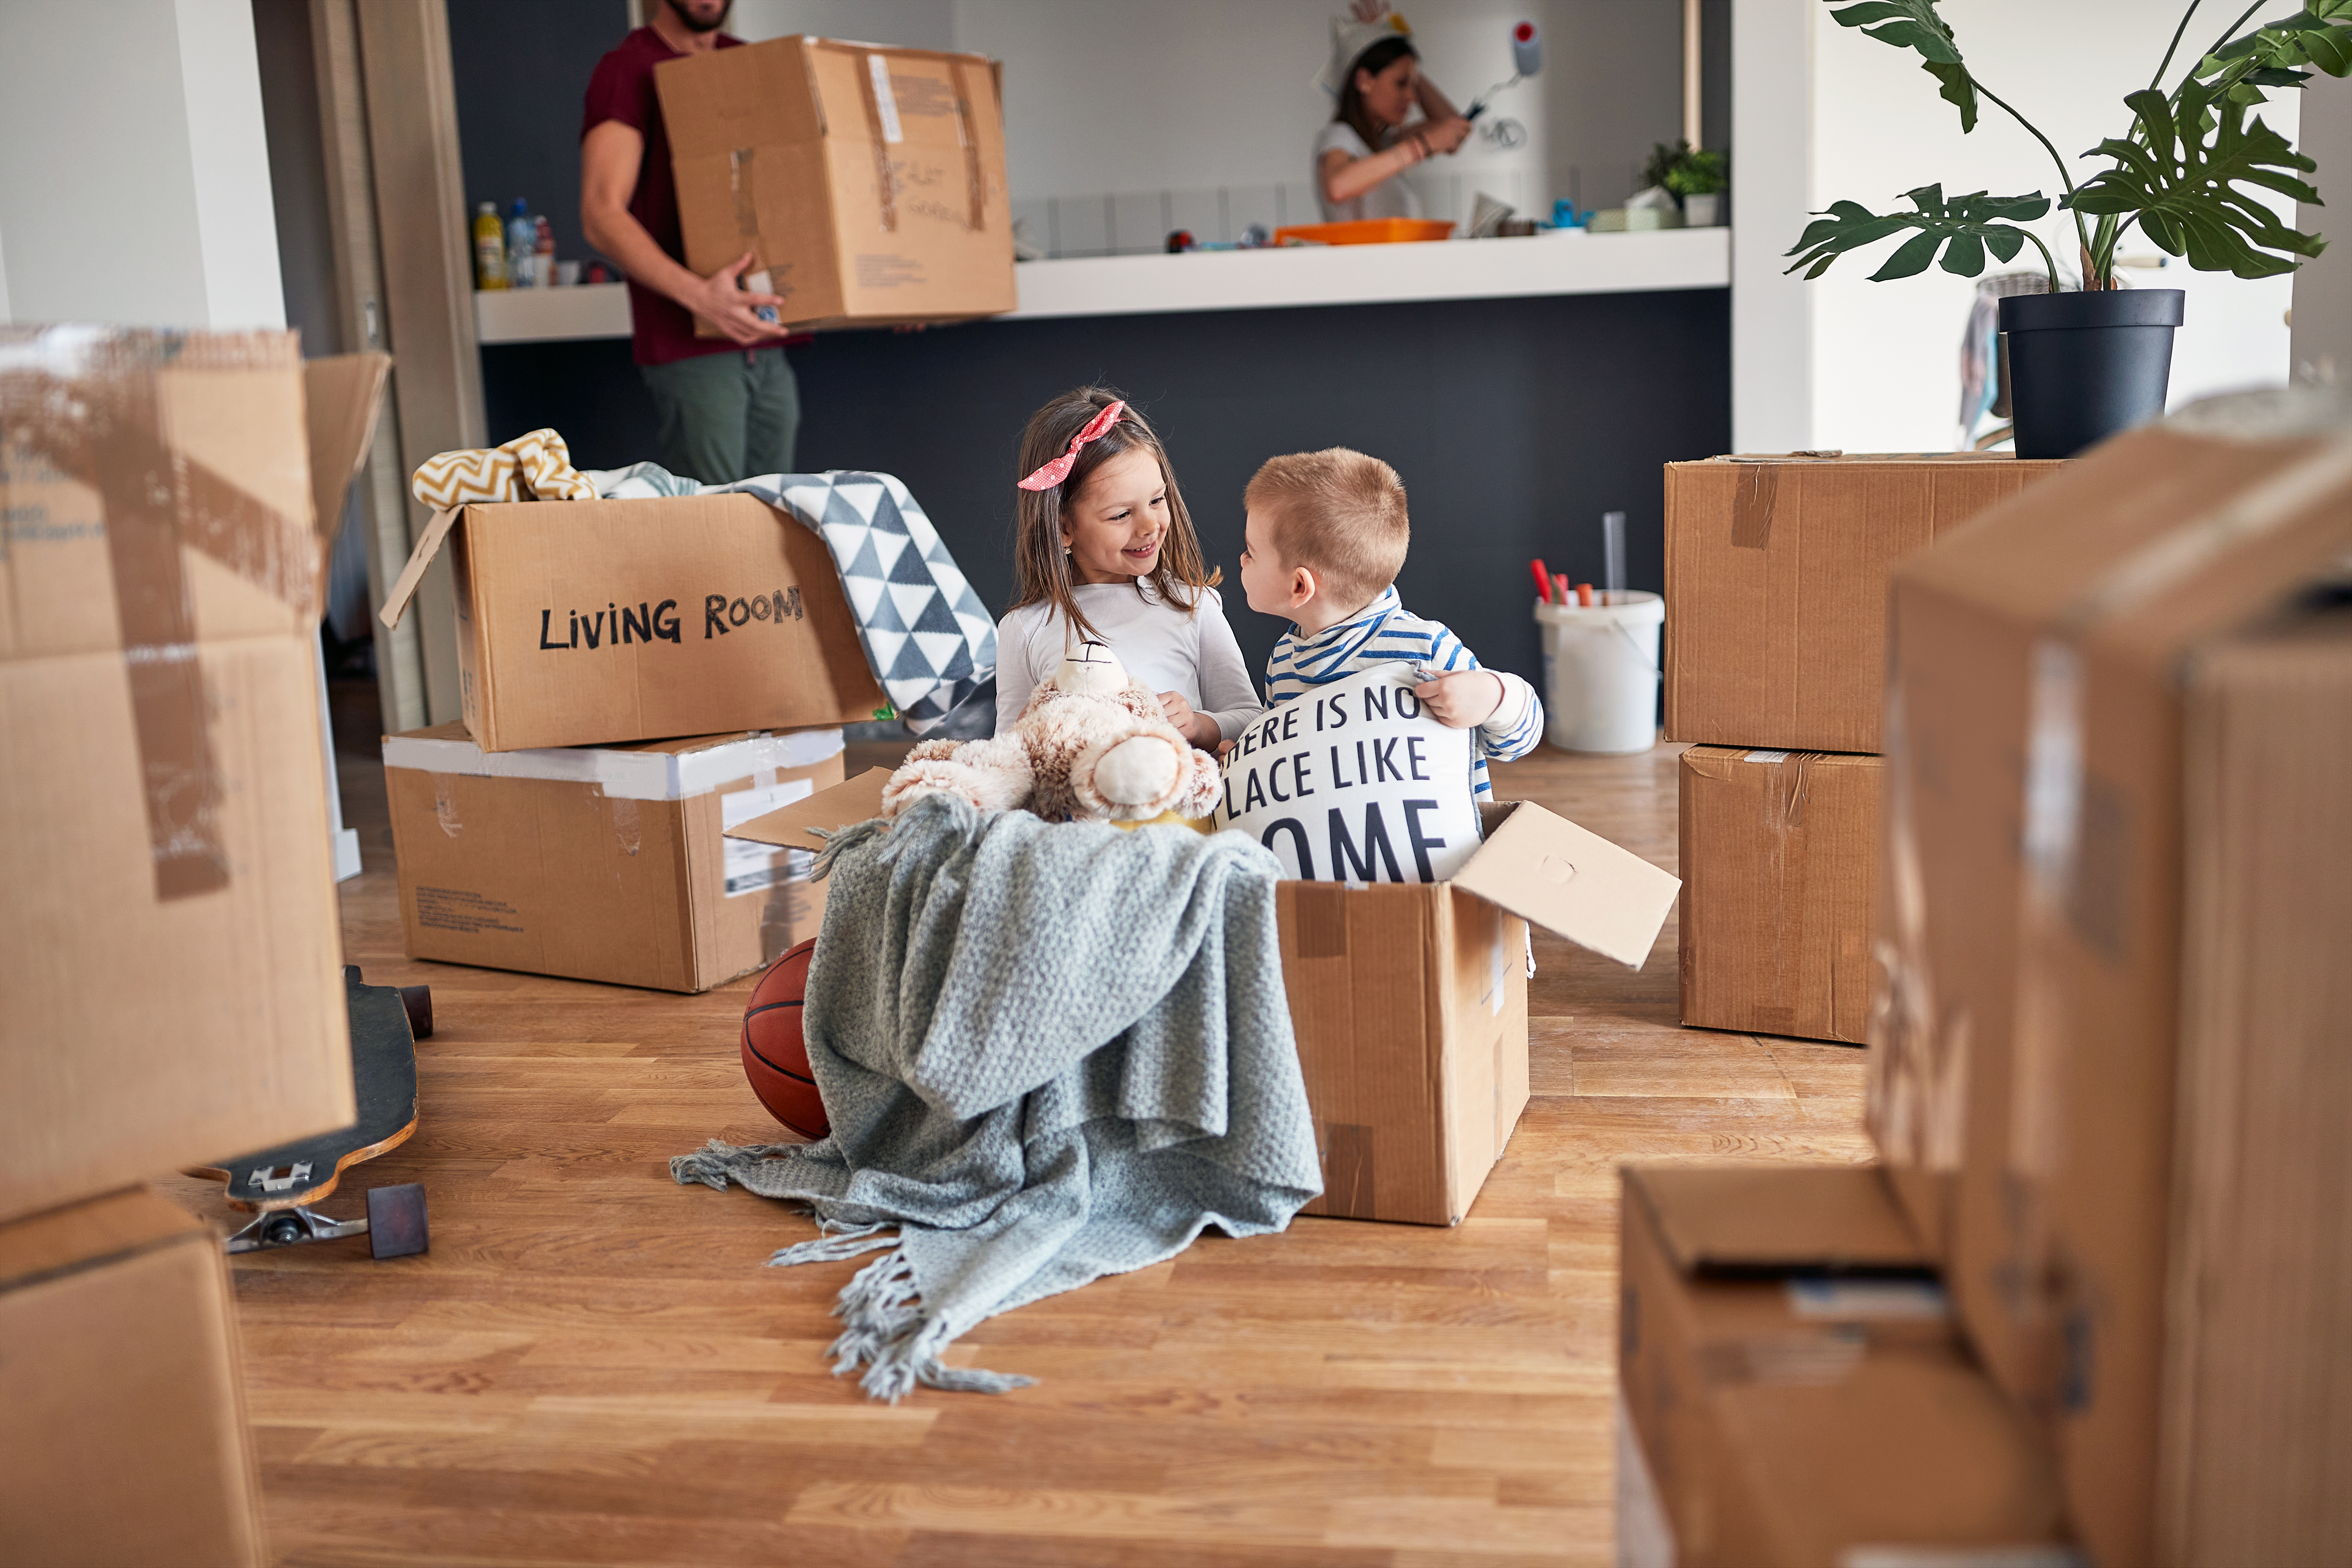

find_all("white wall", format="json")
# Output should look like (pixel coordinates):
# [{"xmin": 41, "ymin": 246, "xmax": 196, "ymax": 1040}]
[
  {"xmin": 731, "ymin": 0, "xmax": 1682, "ymax": 244},
  {"xmin": 1735, "ymin": 0, "xmax": 2300, "ymax": 452},
  {"xmin": 2293, "ymin": 69, "xmax": 2352, "ymax": 384},
  {"xmin": 0, "ymin": 0, "xmax": 284, "ymax": 329}
]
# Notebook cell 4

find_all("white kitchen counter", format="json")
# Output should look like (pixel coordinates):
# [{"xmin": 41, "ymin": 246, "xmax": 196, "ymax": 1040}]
[{"xmin": 472, "ymin": 227, "xmax": 1729, "ymax": 344}]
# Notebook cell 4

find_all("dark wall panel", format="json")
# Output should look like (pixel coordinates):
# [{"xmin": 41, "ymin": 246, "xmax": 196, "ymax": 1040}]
[
  {"xmin": 480, "ymin": 288, "xmax": 1730, "ymax": 691},
  {"xmin": 446, "ymin": 0, "xmax": 631, "ymax": 269}
]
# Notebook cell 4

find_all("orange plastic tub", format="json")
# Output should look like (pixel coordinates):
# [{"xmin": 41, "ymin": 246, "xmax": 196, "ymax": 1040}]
[{"xmin": 1271, "ymin": 219, "xmax": 1457, "ymax": 246}]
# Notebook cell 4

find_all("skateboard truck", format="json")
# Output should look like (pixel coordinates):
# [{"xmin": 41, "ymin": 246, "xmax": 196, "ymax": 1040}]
[
  {"xmin": 224, "ymin": 1182, "xmax": 429, "ymax": 1258},
  {"xmin": 193, "ymin": 967, "xmax": 432, "ymax": 1261}
]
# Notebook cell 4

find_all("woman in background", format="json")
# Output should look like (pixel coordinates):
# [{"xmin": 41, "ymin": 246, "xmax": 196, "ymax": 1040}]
[{"xmin": 1314, "ymin": 4, "xmax": 1472, "ymax": 223}]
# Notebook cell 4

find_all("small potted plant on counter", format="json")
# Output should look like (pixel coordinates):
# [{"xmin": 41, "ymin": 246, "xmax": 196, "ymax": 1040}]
[
  {"xmin": 1785, "ymin": 0, "xmax": 2347, "ymax": 457},
  {"xmin": 1644, "ymin": 140, "xmax": 1730, "ymax": 227}
]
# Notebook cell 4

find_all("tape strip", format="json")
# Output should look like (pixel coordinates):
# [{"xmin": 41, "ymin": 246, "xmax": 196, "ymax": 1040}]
[
  {"xmin": 952, "ymin": 59, "xmax": 987, "ymax": 231},
  {"xmin": 1731, "ymin": 466, "xmax": 1778, "ymax": 549},
  {"xmin": 4, "ymin": 345, "xmax": 311, "ymax": 901},
  {"xmin": 855, "ymin": 52, "xmax": 900, "ymax": 231}
]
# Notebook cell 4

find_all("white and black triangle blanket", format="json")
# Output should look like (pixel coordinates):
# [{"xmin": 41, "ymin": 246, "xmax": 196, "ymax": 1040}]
[{"xmin": 589, "ymin": 465, "xmax": 997, "ymax": 735}]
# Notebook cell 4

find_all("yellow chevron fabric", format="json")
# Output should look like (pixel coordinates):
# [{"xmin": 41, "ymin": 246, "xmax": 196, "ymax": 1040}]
[{"xmin": 411, "ymin": 427, "xmax": 597, "ymax": 508}]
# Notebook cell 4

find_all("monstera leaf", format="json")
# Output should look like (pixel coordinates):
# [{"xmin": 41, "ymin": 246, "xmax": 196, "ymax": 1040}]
[
  {"xmin": 2202, "ymin": 2, "xmax": 2352, "ymax": 82},
  {"xmin": 2070, "ymin": 86, "xmax": 2322, "ymax": 279},
  {"xmin": 1826, "ymin": 0, "xmax": 1978, "ymax": 131},
  {"xmin": 1785, "ymin": 184, "xmax": 2053, "ymax": 283}
]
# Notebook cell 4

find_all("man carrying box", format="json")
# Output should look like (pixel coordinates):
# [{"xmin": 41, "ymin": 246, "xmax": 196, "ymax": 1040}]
[{"xmin": 581, "ymin": 0, "xmax": 802, "ymax": 484}]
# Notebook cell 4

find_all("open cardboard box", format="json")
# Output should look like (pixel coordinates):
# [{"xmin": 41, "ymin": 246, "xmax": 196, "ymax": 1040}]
[
  {"xmin": 1616, "ymin": 1164, "xmax": 2065, "ymax": 1568},
  {"xmin": 1, "ymin": 329, "xmax": 388, "ymax": 1224},
  {"xmin": 732, "ymin": 772, "xmax": 1680, "ymax": 1225},
  {"xmin": 378, "ymin": 491, "xmax": 889, "ymax": 752}
]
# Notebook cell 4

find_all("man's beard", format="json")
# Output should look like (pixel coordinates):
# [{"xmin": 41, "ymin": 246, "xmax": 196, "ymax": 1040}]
[{"xmin": 663, "ymin": 0, "xmax": 732, "ymax": 34}]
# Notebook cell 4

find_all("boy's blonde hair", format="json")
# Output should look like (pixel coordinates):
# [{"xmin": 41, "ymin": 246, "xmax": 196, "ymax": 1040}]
[{"xmin": 1245, "ymin": 447, "xmax": 1409, "ymax": 608}]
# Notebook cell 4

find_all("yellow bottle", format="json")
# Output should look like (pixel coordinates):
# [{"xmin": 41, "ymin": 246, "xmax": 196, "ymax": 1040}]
[{"xmin": 473, "ymin": 202, "xmax": 509, "ymax": 290}]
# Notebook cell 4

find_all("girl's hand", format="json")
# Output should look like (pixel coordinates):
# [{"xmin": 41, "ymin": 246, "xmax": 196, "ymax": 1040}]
[
  {"xmin": 1159, "ymin": 692, "xmax": 1221, "ymax": 749},
  {"xmin": 1414, "ymin": 670, "xmax": 1504, "ymax": 729}
]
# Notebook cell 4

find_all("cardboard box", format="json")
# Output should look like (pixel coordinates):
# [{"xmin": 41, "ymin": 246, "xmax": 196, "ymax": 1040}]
[
  {"xmin": 386, "ymin": 724, "xmax": 842, "ymax": 992},
  {"xmin": 0, "ymin": 329, "xmax": 386, "ymax": 1225},
  {"xmin": 0, "ymin": 1187, "xmax": 266, "ymax": 1566},
  {"xmin": 1616, "ymin": 1164, "xmax": 2066, "ymax": 1568},
  {"xmin": 659, "ymin": 36, "xmax": 1014, "ymax": 333},
  {"xmin": 1663, "ymin": 453, "xmax": 2062, "ymax": 753},
  {"xmin": 378, "ymin": 492, "xmax": 888, "ymax": 752},
  {"xmin": 1870, "ymin": 393, "xmax": 2352, "ymax": 1566},
  {"xmin": 1678, "ymin": 747, "xmax": 1880, "ymax": 1044},
  {"xmin": 736, "ymin": 773, "xmax": 1681, "ymax": 1225}
]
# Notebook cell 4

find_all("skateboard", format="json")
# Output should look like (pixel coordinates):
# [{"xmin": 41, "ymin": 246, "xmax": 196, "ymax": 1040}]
[{"xmin": 190, "ymin": 966, "xmax": 431, "ymax": 1259}]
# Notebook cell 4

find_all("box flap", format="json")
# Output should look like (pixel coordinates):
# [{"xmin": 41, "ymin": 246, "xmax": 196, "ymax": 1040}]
[
  {"xmin": 727, "ymin": 766, "xmax": 891, "ymax": 850},
  {"xmin": 1627, "ymin": 1166, "xmax": 1928, "ymax": 1275},
  {"xmin": 1451, "ymin": 800, "xmax": 1680, "ymax": 968},
  {"xmin": 0, "ymin": 1188, "xmax": 202, "ymax": 1295},
  {"xmin": 303, "ymin": 352, "xmax": 390, "ymax": 538},
  {"xmin": 377, "ymin": 506, "xmax": 460, "ymax": 629}
]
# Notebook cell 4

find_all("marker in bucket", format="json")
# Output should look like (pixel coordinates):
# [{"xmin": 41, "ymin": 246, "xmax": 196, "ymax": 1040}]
[
  {"xmin": 1602, "ymin": 510, "xmax": 1627, "ymax": 599},
  {"xmin": 1529, "ymin": 558, "xmax": 1553, "ymax": 602},
  {"xmin": 1555, "ymin": 574, "xmax": 1571, "ymax": 603},
  {"xmin": 1576, "ymin": 582, "xmax": 1594, "ymax": 606}
]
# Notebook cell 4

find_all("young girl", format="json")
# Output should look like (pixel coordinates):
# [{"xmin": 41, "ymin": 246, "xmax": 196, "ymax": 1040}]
[{"xmin": 995, "ymin": 388, "xmax": 1263, "ymax": 748}]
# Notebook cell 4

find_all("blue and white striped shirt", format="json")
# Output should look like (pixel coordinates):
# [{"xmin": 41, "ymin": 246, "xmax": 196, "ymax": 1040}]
[{"xmin": 1265, "ymin": 587, "xmax": 1543, "ymax": 799}]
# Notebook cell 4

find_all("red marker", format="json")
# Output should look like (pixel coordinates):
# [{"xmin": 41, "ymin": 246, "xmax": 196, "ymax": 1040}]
[{"xmin": 1530, "ymin": 558, "xmax": 1552, "ymax": 603}]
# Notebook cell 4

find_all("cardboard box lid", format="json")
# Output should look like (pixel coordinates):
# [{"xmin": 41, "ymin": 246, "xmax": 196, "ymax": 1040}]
[
  {"xmin": 381, "ymin": 721, "xmax": 845, "ymax": 799},
  {"xmin": 0, "ymin": 1187, "xmax": 201, "ymax": 1295},
  {"xmin": 1451, "ymin": 800, "xmax": 1681, "ymax": 968},
  {"xmin": 732, "ymin": 779, "xmax": 1681, "ymax": 968},
  {"xmin": 302, "ymin": 352, "xmax": 389, "ymax": 539},
  {"xmin": 660, "ymin": 34, "xmax": 1002, "ymax": 157},
  {"xmin": 1675, "ymin": 450, "xmax": 2054, "ymax": 467},
  {"xmin": 1625, "ymin": 1166, "xmax": 1929, "ymax": 1275},
  {"xmin": 1896, "ymin": 392, "xmax": 2352, "ymax": 665},
  {"xmin": 729, "ymin": 766, "xmax": 892, "ymax": 850}
]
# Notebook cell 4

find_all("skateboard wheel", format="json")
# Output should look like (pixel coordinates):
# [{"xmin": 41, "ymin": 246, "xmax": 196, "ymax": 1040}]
[
  {"xmin": 398, "ymin": 985, "xmax": 434, "ymax": 1040},
  {"xmin": 264, "ymin": 1214, "xmax": 306, "ymax": 1246},
  {"xmin": 367, "ymin": 1183, "xmax": 429, "ymax": 1259}
]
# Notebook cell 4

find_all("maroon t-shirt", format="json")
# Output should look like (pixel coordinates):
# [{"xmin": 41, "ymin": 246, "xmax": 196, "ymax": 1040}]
[{"xmin": 584, "ymin": 27, "xmax": 795, "ymax": 367}]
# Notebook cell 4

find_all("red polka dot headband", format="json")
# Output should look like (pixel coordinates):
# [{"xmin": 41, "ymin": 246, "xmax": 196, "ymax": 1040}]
[{"xmin": 1017, "ymin": 400, "xmax": 1125, "ymax": 492}]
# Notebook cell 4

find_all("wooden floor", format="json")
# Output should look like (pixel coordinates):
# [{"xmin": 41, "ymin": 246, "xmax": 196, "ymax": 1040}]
[{"xmin": 160, "ymin": 687, "xmax": 1873, "ymax": 1568}]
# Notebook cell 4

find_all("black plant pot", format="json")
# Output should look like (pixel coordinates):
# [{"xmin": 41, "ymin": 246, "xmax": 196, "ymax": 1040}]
[{"xmin": 1998, "ymin": 289, "xmax": 2184, "ymax": 459}]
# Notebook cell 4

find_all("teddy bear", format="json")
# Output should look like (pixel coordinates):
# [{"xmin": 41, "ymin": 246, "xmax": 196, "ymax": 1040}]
[{"xmin": 882, "ymin": 641, "xmax": 1223, "ymax": 825}]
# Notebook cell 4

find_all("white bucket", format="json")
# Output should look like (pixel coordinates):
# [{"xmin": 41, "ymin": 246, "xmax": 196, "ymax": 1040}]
[{"xmin": 1535, "ymin": 591, "xmax": 1663, "ymax": 754}]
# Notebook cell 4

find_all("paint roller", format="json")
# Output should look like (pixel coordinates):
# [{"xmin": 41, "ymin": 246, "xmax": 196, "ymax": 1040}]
[{"xmin": 1465, "ymin": 21, "xmax": 1540, "ymax": 120}]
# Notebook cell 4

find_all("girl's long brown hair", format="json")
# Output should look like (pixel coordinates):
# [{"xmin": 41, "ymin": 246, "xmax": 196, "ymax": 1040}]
[
  {"xmin": 1337, "ymin": 36, "xmax": 1418, "ymax": 155},
  {"xmin": 1007, "ymin": 386, "xmax": 1221, "ymax": 646}
]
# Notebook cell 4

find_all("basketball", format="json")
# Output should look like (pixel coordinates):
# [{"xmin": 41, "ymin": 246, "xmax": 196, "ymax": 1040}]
[{"xmin": 740, "ymin": 938, "xmax": 827, "ymax": 1139}]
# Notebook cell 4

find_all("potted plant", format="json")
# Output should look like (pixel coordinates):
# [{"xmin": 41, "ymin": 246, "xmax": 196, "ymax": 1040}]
[
  {"xmin": 1644, "ymin": 140, "xmax": 1731, "ymax": 226},
  {"xmin": 1785, "ymin": 1, "xmax": 2347, "ymax": 457}
]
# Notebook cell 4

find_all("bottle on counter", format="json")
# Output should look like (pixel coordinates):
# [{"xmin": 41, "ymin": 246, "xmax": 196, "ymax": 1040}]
[
  {"xmin": 505, "ymin": 199, "xmax": 537, "ymax": 287},
  {"xmin": 473, "ymin": 201, "xmax": 508, "ymax": 289},
  {"xmin": 534, "ymin": 215, "xmax": 557, "ymax": 288}
]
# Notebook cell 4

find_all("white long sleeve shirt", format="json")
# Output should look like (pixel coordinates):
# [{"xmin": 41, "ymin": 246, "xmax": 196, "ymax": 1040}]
[{"xmin": 995, "ymin": 582, "xmax": 1265, "ymax": 741}]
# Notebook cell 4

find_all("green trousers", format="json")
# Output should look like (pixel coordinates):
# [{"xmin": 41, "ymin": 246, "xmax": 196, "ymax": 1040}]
[{"xmin": 639, "ymin": 345, "xmax": 800, "ymax": 485}]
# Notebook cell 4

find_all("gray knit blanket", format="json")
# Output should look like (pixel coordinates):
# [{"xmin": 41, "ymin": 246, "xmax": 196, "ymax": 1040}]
[{"xmin": 672, "ymin": 794, "xmax": 1321, "ymax": 1400}]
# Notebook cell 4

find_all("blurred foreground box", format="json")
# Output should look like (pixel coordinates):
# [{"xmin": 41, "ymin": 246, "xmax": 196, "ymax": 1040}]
[
  {"xmin": 1616, "ymin": 1164, "xmax": 2066, "ymax": 1568},
  {"xmin": 0, "ymin": 329, "xmax": 384, "ymax": 1223},
  {"xmin": 1871, "ymin": 390, "xmax": 2352, "ymax": 1565},
  {"xmin": 0, "ymin": 1187, "xmax": 265, "ymax": 1567}
]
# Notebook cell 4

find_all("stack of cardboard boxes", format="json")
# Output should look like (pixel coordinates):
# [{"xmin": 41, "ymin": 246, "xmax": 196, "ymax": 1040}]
[
  {"xmin": 1665, "ymin": 453, "xmax": 2061, "ymax": 1044},
  {"xmin": 0, "ymin": 327, "xmax": 389, "ymax": 1565},
  {"xmin": 377, "ymin": 489, "xmax": 893, "ymax": 992},
  {"xmin": 1623, "ymin": 397, "xmax": 2352, "ymax": 1564}
]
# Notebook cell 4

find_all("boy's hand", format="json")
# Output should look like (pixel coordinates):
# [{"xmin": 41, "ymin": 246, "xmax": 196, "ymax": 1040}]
[
  {"xmin": 1415, "ymin": 669, "xmax": 1504, "ymax": 729},
  {"xmin": 1159, "ymin": 692, "xmax": 1221, "ymax": 750}
]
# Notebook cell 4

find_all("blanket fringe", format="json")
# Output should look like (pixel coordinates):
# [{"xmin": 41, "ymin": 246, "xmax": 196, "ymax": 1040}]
[
  {"xmin": 667, "ymin": 1138, "xmax": 800, "ymax": 1191},
  {"xmin": 766, "ymin": 1240, "xmax": 1035, "ymax": 1403}
]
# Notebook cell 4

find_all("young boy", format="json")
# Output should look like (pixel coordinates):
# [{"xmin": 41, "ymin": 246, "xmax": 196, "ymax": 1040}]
[{"xmin": 1237, "ymin": 447, "xmax": 1542, "ymax": 798}]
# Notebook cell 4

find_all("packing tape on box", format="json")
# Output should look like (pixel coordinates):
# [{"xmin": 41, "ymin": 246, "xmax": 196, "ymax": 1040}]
[{"xmin": 1, "ymin": 329, "xmax": 318, "ymax": 902}]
